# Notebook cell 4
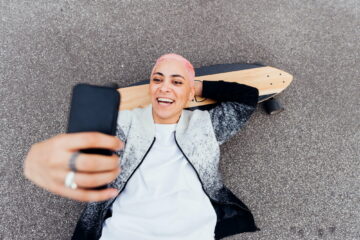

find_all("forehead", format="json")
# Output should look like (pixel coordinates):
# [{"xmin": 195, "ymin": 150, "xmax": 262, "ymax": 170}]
[{"xmin": 153, "ymin": 59, "xmax": 187, "ymax": 77}]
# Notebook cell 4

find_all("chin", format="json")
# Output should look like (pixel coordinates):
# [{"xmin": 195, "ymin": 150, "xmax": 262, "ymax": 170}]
[
  {"xmin": 154, "ymin": 106, "xmax": 175, "ymax": 118},
  {"xmin": 152, "ymin": 100, "xmax": 183, "ymax": 122}
]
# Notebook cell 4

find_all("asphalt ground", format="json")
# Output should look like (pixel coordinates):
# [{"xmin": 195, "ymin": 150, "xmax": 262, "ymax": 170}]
[{"xmin": 0, "ymin": 0, "xmax": 359, "ymax": 239}]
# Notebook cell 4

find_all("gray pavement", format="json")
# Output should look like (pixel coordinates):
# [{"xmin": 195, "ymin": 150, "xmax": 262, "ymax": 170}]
[{"xmin": 0, "ymin": 0, "xmax": 359, "ymax": 239}]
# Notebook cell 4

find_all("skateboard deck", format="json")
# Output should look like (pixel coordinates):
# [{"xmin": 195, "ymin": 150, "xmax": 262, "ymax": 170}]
[{"xmin": 117, "ymin": 63, "xmax": 293, "ymax": 111}]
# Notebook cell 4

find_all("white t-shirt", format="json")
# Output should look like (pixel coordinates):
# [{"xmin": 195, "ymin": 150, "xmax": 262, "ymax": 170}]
[{"xmin": 100, "ymin": 123, "xmax": 217, "ymax": 240}]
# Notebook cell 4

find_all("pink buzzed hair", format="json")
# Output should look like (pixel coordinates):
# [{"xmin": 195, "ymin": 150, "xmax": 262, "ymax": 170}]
[{"xmin": 150, "ymin": 53, "xmax": 195, "ymax": 88}]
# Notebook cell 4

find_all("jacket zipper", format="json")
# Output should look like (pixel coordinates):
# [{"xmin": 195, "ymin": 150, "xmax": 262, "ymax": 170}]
[
  {"xmin": 108, "ymin": 137, "xmax": 157, "ymax": 206},
  {"xmin": 173, "ymin": 131, "xmax": 250, "ymax": 212}
]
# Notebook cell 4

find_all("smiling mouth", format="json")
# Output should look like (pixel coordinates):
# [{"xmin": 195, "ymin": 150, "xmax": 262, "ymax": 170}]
[{"xmin": 156, "ymin": 97, "xmax": 175, "ymax": 106}]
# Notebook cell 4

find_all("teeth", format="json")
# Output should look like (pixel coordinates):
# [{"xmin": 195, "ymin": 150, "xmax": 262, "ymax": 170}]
[{"xmin": 157, "ymin": 98, "xmax": 174, "ymax": 103}]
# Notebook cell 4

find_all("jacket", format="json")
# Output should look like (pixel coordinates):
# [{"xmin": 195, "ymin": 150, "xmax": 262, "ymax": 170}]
[{"xmin": 72, "ymin": 80, "xmax": 260, "ymax": 240}]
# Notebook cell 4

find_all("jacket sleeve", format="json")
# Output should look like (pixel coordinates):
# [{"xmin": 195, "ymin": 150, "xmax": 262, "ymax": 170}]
[{"xmin": 202, "ymin": 80, "xmax": 259, "ymax": 145}]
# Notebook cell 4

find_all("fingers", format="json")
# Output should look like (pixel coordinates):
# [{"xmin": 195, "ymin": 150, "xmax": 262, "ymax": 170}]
[
  {"xmin": 51, "ymin": 183, "xmax": 120, "ymax": 202},
  {"xmin": 69, "ymin": 152, "xmax": 121, "ymax": 172},
  {"xmin": 23, "ymin": 133, "xmax": 125, "ymax": 203},
  {"xmin": 55, "ymin": 132, "xmax": 124, "ymax": 152},
  {"xmin": 56, "ymin": 167, "xmax": 121, "ymax": 189}
]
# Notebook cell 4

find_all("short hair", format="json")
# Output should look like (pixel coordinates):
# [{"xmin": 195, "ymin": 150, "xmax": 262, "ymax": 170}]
[{"xmin": 150, "ymin": 53, "xmax": 195, "ymax": 88}]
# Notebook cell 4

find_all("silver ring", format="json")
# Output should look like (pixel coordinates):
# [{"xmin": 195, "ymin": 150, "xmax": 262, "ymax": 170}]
[
  {"xmin": 65, "ymin": 171, "xmax": 77, "ymax": 189},
  {"xmin": 69, "ymin": 151, "xmax": 80, "ymax": 172}
]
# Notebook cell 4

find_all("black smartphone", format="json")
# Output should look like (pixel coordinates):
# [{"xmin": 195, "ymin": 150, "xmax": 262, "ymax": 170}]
[{"xmin": 66, "ymin": 83, "xmax": 120, "ymax": 190}]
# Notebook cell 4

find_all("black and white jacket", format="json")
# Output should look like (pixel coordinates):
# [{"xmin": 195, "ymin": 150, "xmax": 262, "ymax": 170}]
[{"xmin": 72, "ymin": 80, "xmax": 260, "ymax": 240}]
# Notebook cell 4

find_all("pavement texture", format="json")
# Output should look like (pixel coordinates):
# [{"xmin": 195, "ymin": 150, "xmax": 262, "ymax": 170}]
[{"xmin": 0, "ymin": 0, "xmax": 359, "ymax": 239}]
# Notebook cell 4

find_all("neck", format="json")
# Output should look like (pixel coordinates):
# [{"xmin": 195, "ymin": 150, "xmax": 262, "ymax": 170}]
[{"xmin": 152, "ymin": 109, "xmax": 181, "ymax": 124}]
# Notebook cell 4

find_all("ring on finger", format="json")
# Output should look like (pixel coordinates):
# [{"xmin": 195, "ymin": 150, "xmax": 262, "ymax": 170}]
[
  {"xmin": 65, "ymin": 171, "xmax": 78, "ymax": 190},
  {"xmin": 69, "ymin": 151, "xmax": 80, "ymax": 172}
]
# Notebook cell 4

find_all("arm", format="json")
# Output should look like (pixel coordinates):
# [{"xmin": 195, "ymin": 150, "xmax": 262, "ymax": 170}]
[{"xmin": 195, "ymin": 80, "xmax": 259, "ymax": 145}]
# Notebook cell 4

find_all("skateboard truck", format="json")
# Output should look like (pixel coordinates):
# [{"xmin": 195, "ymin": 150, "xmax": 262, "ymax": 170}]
[{"xmin": 263, "ymin": 97, "xmax": 284, "ymax": 115}]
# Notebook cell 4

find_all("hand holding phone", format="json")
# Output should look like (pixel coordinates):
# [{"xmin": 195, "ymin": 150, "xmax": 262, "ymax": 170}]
[{"xmin": 66, "ymin": 83, "xmax": 121, "ymax": 190}]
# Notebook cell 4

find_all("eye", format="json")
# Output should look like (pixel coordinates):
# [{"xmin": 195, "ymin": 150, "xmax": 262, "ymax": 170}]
[
  {"xmin": 174, "ymin": 80, "xmax": 183, "ymax": 85},
  {"xmin": 153, "ymin": 78, "xmax": 161, "ymax": 82}
]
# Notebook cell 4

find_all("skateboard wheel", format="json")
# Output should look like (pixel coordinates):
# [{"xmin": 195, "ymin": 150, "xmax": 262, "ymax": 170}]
[
  {"xmin": 104, "ymin": 82, "xmax": 119, "ymax": 89},
  {"xmin": 263, "ymin": 98, "xmax": 284, "ymax": 115}
]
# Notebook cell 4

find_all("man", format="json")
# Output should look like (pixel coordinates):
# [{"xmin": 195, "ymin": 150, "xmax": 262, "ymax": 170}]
[{"xmin": 24, "ymin": 53, "xmax": 260, "ymax": 240}]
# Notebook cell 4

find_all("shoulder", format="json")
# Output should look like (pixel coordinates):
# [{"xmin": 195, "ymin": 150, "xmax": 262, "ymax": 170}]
[
  {"xmin": 183, "ymin": 108, "xmax": 211, "ymax": 121},
  {"xmin": 116, "ymin": 107, "xmax": 144, "ymax": 142},
  {"xmin": 118, "ymin": 109, "xmax": 133, "ymax": 125},
  {"xmin": 183, "ymin": 108, "xmax": 213, "ymax": 132},
  {"xmin": 118, "ymin": 105, "xmax": 148, "ymax": 122}
]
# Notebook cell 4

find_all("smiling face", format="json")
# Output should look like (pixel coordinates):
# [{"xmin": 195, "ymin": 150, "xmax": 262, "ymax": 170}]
[{"xmin": 148, "ymin": 59, "xmax": 195, "ymax": 124}]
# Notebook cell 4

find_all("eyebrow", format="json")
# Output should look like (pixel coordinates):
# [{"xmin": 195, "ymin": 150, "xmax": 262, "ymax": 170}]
[{"xmin": 153, "ymin": 72, "xmax": 185, "ymax": 80}]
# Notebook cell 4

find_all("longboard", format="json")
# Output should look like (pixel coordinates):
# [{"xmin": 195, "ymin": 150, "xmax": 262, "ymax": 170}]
[{"xmin": 117, "ymin": 63, "xmax": 293, "ymax": 113}]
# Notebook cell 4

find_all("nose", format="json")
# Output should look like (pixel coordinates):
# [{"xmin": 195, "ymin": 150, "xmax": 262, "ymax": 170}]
[{"xmin": 159, "ymin": 79, "xmax": 171, "ymax": 92}]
